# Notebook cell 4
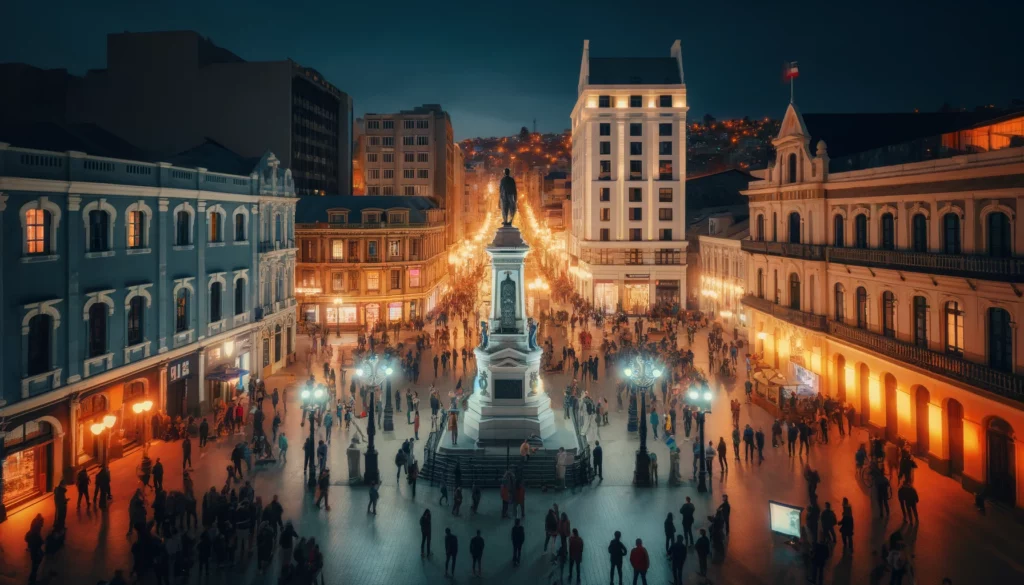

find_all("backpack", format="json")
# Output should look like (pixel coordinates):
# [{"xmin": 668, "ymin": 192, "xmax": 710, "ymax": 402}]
[{"xmin": 395, "ymin": 450, "xmax": 407, "ymax": 465}]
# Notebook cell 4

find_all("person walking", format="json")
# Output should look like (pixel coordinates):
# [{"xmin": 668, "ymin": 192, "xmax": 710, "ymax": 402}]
[
  {"xmin": 470, "ymin": 530, "xmax": 485, "ymax": 577},
  {"xmin": 444, "ymin": 528, "xmax": 458, "ymax": 577},
  {"xmin": 511, "ymin": 518, "xmax": 525, "ymax": 566},
  {"xmin": 839, "ymin": 500, "xmax": 855, "ymax": 551},
  {"xmin": 629, "ymin": 538, "xmax": 650, "ymax": 585},
  {"xmin": 664, "ymin": 512, "xmax": 677, "ymax": 555},
  {"xmin": 755, "ymin": 427, "xmax": 766, "ymax": 463},
  {"xmin": 717, "ymin": 437, "xmax": 728, "ymax": 473},
  {"xmin": 95, "ymin": 465, "xmax": 111, "ymax": 508},
  {"xmin": 317, "ymin": 440, "xmax": 328, "ymax": 471},
  {"xmin": 199, "ymin": 417, "xmax": 209, "ymax": 448},
  {"xmin": 695, "ymin": 529, "xmax": 711, "ymax": 578},
  {"xmin": 75, "ymin": 468, "xmax": 91, "ymax": 509},
  {"xmin": 420, "ymin": 509, "xmax": 432, "ymax": 556},
  {"xmin": 368, "ymin": 481, "xmax": 379, "ymax": 514},
  {"xmin": 680, "ymin": 497, "xmax": 695, "ymax": 546},
  {"xmin": 650, "ymin": 408, "xmax": 659, "ymax": 440},
  {"xmin": 669, "ymin": 535, "xmax": 687, "ymax": 585},
  {"xmin": 315, "ymin": 467, "xmax": 331, "ymax": 510},
  {"xmin": 182, "ymin": 435, "xmax": 193, "ymax": 470},
  {"xmin": 731, "ymin": 427, "xmax": 741, "ymax": 462},
  {"xmin": 557, "ymin": 512, "xmax": 571, "ymax": 557},
  {"xmin": 787, "ymin": 422, "xmax": 798, "ymax": 457},
  {"xmin": 452, "ymin": 485, "xmax": 464, "ymax": 516},
  {"xmin": 743, "ymin": 424, "xmax": 755, "ymax": 462},
  {"xmin": 718, "ymin": 495, "xmax": 731, "ymax": 535},
  {"xmin": 278, "ymin": 431, "xmax": 288, "ymax": 462},
  {"xmin": 608, "ymin": 531, "xmax": 628, "ymax": 585},
  {"xmin": 820, "ymin": 502, "xmax": 838, "ymax": 544},
  {"xmin": 567, "ymin": 529, "xmax": 584, "ymax": 584},
  {"xmin": 414, "ymin": 410, "xmax": 421, "ymax": 441},
  {"xmin": 52, "ymin": 479, "xmax": 68, "ymax": 530},
  {"xmin": 593, "ymin": 440, "xmax": 604, "ymax": 480},
  {"xmin": 544, "ymin": 507, "xmax": 559, "ymax": 553},
  {"xmin": 152, "ymin": 458, "xmax": 164, "ymax": 491},
  {"xmin": 898, "ymin": 481, "xmax": 920, "ymax": 524},
  {"xmin": 875, "ymin": 472, "xmax": 892, "ymax": 518},
  {"xmin": 25, "ymin": 517, "xmax": 45, "ymax": 584}
]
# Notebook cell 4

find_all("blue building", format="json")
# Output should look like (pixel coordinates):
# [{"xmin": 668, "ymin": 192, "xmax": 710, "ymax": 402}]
[{"xmin": 0, "ymin": 138, "xmax": 297, "ymax": 516}]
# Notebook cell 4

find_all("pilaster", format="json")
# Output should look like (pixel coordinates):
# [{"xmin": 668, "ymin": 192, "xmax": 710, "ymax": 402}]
[
  {"xmin": 66, "ymin": 194, "xmax": 83, "ymax": 382},
  {"xmin": 197, "ymin": 200, "xmax": 207, "ymax": 339},
  {"xmin": 158, "ymin": 198, "xmax": 169, "ymax": 352}
]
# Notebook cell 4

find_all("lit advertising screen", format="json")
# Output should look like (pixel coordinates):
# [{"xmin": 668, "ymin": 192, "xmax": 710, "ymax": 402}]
[{"xmin": 769, "ymin": 500, "xmax": 802, "ymax": 538}]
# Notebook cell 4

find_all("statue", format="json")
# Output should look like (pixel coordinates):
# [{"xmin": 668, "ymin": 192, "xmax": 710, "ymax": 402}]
[
  {"xmin": 499, "ymin": 167, "xmax": 518, "ymax": 226},
  {"xmin": 479, "ymin": 321, "xmax": 489, "ymax": 349},
  {"xmin": 527, "ymin": 317, "xmax": 538, "ymax": 350}
]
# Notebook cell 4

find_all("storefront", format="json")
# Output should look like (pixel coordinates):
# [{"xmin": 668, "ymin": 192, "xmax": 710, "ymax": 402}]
[
  {"xmin": 75, "ymin": 393, "xmax": 113, "ymax": 466},
  {"xmin": 655, "ymin": 280, "xmax": 681, "ymax": 306},
  {"xmin": 167, "ymin": 353, "xmax": 200, "ymax": 418},
  {"xmin": 325, "ymin": 304, "xmax": 358, "ymax": 328},
  {"xmin": 1, "ymin": 416, "xmax": 61, "ymax": 513},
  {"xmin": 301, "ymin": 303, "xmax": 319, "ymax": 323},
  {"xmin": 624, "ymin": 277, "xmax": 651, "ymax": 314},
  {"xmin": 204, "ymin": 335, "xmax": 253, "ymax": 410},
  {"xmin": 594, "ymin": 281, "xmax": 619, "ymax": 313},
  {"xmin": 365, "ymin": 303, "xmax": 381, "ymax": 329},
  {"xmin": 388, "ymin": 301, "xmax": 403, "ymax": 322}
]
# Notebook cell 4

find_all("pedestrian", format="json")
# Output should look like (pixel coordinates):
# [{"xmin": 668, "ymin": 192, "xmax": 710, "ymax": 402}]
[
  {"xmin": 25, "ymin": 516, "xmax": 45, "ymax": 584},
  {"xmin": 717, "ymin": 437, "xmax": 728, "ymax": 472},
  {"xmin": 420, "ymin": 509, "xmax": 432, "ymax": 556},
  {"xmin": 395, "ymin": 447, "xmax": 408, "ymax": 482},
  {"xmin": 718, "ymin": 495, "xmax": 731, "ymax": 535},
  {"xmin": 439, "ymin": 482, "xmax": 449, "ymax": 506},
  {"xmin": 317, "ymin": 440, "xmax": 328, "ymax": 471},
  {"xmin": 182, "ymin": 436, "xmax": 193, "ymax": 470},
  {"xmin": 471, "ymin": 483, "xmax": 482, "ymax": 514},
  {"xmin": 898, "ymin": 481, "xmax": 919, "ymax": 523},
  {"xmin": 839, "ymin": 499, "xmax": 854, "ymax": 550},
  {"xmin": 695, "ymin": 529, "xmax": 710, "ymax": 577},
  {"xmin": 558, "ymin": 512, "xmax": 571, "ymax": 556},
  {"xmin": 449, "ymin": 410, "xmax": 459, "ymax": 445},
  {"xmin": 75, "ymin": 468, "xmax": 91, "ymax": 509},
  {"xmin": 567, "ymin": 528, "xmax": 584, "ymax": 584},
  {"xmin": 593, "ymin": 440, "xmax": 604, "ymax": 480},
  {"xmin": 414, "ymin": 410, "xmax": 421, "ymax": 440},
  {"xmin": 278, "ymin": 432, "xmax": 288, "ymax": 463},
  {"xmin": 152, "ymin": 457, "xmax": 164, "ymax": 491},
  {"xmin": 650, "ymin": 408, "xmax": 659, "ymax": 440},
  {"xmin": 52, "ymin": 479, "xmax": 68, "ymax": 530},
  {"xmin": 368, "ymin": 481, "xmax": 379, "ymax": 514},
  {"xmin": 669, "ymin": 535, "xmax": 687, "ymax": 585},
  {"xmin": 743, "ymin": 424, "xmax": 755, "ymax": 461},
  {"xmin": 629, "ymin": 538, "xmax": 650, "ymax": 585},
  {"xmin": 664, "ymin": 512, "xmax": 676, "ymax": 554},
  {"xmin": 755, "ymin": 427, "xmax": 766, "ymax": 463},
  {"xmin": 805, "ymin": 465, "xmax": 821, "ymax": 500},
  {"xmin": 608, "ymin": 530, "xmax": 627, "ymax": 585},
  {"xmin": 452, "ymin": 485, "xmax": 463, "ymax": 516},
  {"xmin": 805, "ymin": 500, "xmax": 820, "ymax": 543},
  {"xmin": 315, "ymin": 467, "xmax": 331, "ymax": 510},
  {"xmin": 820, "ymin": 502, "xmax": 837, "ymax": 544},
  {"xmin": 787, "ymin": 422, "xmax": 798, "ymax": 457},
  {"xmin": 511, "ymin": 518, "xmax": 525, "ymax": 566},
  {"xmin": 544, "ymin": 507, "xmax": 559, "ymax": 553},
  {"xmin": 731, "ymin": 427, "xmax": 741, "ymax": 462},
  {"xmin": 875, "ymin": 472, "xmax": 892, "ymax": 518},
  {"xmin": 444, "ymin": 528, "xmax": 458, "ymax": 577},
  {"xmin": 469, "ymin": 529, "xmax": 486, "ymax": 577},
  {"xmin": 679, "ymin": 497, "xmax": 695, "ymax": 546},
  {"xmin": 811, "ymin": 539, "xmax": 830, "ymax": 584}
]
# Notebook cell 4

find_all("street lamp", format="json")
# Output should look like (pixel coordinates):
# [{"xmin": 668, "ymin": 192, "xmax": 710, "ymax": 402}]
[
  {"xmin": 623, "ymin": 354, "xmax": 662, "ymax": 487},
  {"xmin": 686, "ymin": 388, "xmax": 714, "ymax": 492},
  {"xmin": 90, "ymin": 414, "xmax": 117, "ymax": 466},
  {"xmin": 132, "ymin": 400, "xmax": 154, "ymax": 456},
  {"xmin": 354, "ymin": 354, "xmax": 393, "ymax": 485}
]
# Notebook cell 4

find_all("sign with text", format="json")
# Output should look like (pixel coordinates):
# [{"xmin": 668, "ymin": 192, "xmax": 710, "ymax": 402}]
[{"xmin": 494, "ymin": 379, "xmax": 524, "ymax": 400}]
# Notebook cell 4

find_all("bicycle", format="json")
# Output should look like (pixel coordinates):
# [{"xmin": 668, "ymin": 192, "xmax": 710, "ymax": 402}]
[{"xmin": 858, "ymin": 463, "xmax": 875, "ymax": 489}]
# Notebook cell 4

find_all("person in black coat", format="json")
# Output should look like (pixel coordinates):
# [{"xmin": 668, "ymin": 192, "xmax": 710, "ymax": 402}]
[
  {"xmin": 593, "ymin": 441, "xmax": 604, "ymax": 480},
  {"xmin": 511, "ymin": 518, "xmax": 525, "ymax": 566},
  {"xmin": 420, "ymin": 510, "xmax": 432, "ymax": 557},
  {"xmin": 669, "ymin": 535, "xmax": 687, "ymax": 585},
  {"xmin": 694, "ymin": 529, "xmax": 710, "ymax": 577},
  {"xmin": 444, "ymin": 528, "xmax": 458, "ymax": 577},
  {"xmin": 607, "ymin": 531, "xmax": 627, "ymax": 585},
  {"xmin": 469, "ymin": 530, "xmax": 485, "ymax": 576}
]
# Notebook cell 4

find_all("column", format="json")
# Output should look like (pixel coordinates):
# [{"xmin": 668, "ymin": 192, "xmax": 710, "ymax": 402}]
[
  {"xmin": 197, "ymin": 350, "xmax": 206, "ymax": 408},
  {"xmin": 250, "ymin": 205, "xmax": 259, "ymax": 318},
  {"xmin": 197, "ymin": 201, "xmax": 208, "ymax": 339},
  {"xmin": 964, "ymin": 199, "xmax": 977, "ymax": 254},
  {"xmin": 158, "ymin": 199, "xmax": 170, "ymax": 352},
  {"xmin": 68, "ymin": 397, "xmax": 79, "ymax": 471},
  {"xmin": 66, "ymin": 194, "xmax": 83, "ymax": 383},
  {"xmin": 159, "ymin": 365, "xmax": 168, "ymax": 413},
  {"xmin": 929, "ymin": 205, "xmax": 941, "ymax": 253}
]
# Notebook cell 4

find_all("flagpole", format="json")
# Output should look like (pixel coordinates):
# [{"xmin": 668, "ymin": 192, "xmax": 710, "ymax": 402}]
[{"xmin": 790, "ymin": 76, "xmax": 794, "ymax": 104}]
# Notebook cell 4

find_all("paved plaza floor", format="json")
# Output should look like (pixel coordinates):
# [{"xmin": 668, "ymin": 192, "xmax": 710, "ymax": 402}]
[{"xmin": 2, "ymin": 318, "xmax": 1023, "ymax": 585}]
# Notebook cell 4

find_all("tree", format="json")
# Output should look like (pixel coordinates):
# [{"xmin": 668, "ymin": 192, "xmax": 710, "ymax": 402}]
[
  {"xmin": 703, "ymin": 113, "xmax": 716, "ymax": 127},
  {"xmin": 519, "ymin": 126, "xmax": 530, "ymax": 141}
]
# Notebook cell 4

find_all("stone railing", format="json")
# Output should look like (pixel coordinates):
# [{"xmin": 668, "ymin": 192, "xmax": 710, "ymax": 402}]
[
  {"xmin": 827, "ymin": 247, "xmax": 1024, "ymax": 281},
  {"xmin": 741, "ymin": 240, "xmax": 826, "ymax": 261},
  {"xmin": 740, "ymin": 295, "xmax": 826, "ymax": 331}
]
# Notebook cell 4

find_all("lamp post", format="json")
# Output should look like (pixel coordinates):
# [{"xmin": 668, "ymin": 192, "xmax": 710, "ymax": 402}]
[
  {"xmin": 131, "ymin": 400, "xmax": 154, "ymax": 457},
  {"xmin": 300, "ymin": 381, "xmax": 329, "ymax": 488},
  {"xmin": 687, "ymin": 388, "xmax": 714, "ymax": 492},
  {"xmin": 624, "ymin": 354, "xmax": 663, "ymax": 487},
  {"xmin": 90, "ymin": 414, "xmax": 118, "ymax": 467},
  {"xmin": 354, "ymin": 354, "xmax": 392, "ymax": 485}
]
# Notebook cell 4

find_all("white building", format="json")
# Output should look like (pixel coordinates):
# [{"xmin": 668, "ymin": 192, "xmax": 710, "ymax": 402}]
[
  {"xmin": 695, "ymin": 214, "xmax": 749, "ymax": 328},
  {"xmin": 568, "ymin": 40, "xmax": 689, "ymax": 313}
]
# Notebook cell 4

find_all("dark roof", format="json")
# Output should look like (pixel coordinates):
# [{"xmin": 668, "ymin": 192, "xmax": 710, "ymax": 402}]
[
  {"xmin": 296, "ymin": 195, "xmax": 439, "ymax": 224},
  {"xmin": 0, "ymin": 122, "xmax": 149, "ymax": 160},
  {"xmin": 165, "ymin": 139, "xmax": 260, "ymax": 176},
  {"xmin": 588, "ymin": 58, "xmax": 681, "ymax": 85},
  {"xmin": 685, "ymin": 169, "xmax": 753, "ymax": 213}
]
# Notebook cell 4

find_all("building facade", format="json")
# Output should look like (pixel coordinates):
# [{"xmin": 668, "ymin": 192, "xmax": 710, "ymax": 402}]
[
  {"xmin": 294, "ymin": 196, "xmax": 449, "ymax": 330},
  {"xmin": 694, "ymin": 214, "xmax": 748, "ymax": 326},
  {"xmin": 568, "ymin": 40, "xmax": 689, "ymax": 313},
  {"xmin": 0, "ymin": 143, "xmax": 296, "ymax": 517},
  {"xmin": 741, "ymin": 103, "xmax": 1024, "ymax": 509}
]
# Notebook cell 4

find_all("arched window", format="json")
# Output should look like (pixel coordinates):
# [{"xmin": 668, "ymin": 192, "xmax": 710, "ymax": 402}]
[
  {"xmin": 834, "ymin": 284, "xmax": 845, "ymax": 322},
  {"xmin": 209, "ymin": 211, "xmax": 223, "ymax": 243},
  {"xmin": 911, "ymin": 213, "xmax": 928, "ymax": 252},
  {"xmin": 235, "ymin": 278, "xmax": 246, "ymax": 316},
  {"xmin": 88, "ymin": 209, "xmax": 110, "ymax": 252},
  {"xmin": 856, "ymin": 287, "xmax": 868, "ymax": 329},
  {"xmin": 127, "ymin": 210, "xmax": 145, "ymax": 249},
  {"xmin": 788, "ymin": 212, "xmax": 801, "ymax": 244},
  {"xmin": 88, "ymin": 303, "xmax": 108, "ymax": 357},
  {"xmin": 987, "ymin": 212, "xmax": 1012, "ymax": 258},
  {"xmin": 988, "ymin": 307, "xmax": 1013, "ymax": 372},
  {"xmin": 756, "ymin": 215, "xmax": 765, "ymax": 241},
  {"xmin": 27, "ymin": 314, "xmax": 52, "ymax": 376},
  {"xmin": 176, "ymin": 210, "xmax": 191, "ymax": 246},
  {"xmin": 787, "ymin": 153, "xmax": 797, "ymax": 184},
  {"xmin": 756, "ymin": 269, "xmax": 764, "ymax": 298},
  {"xmin": 176, "ymin": 290, "xmax": 190, "ymax": 332},
  {"xmin": 833, "ymin": 214, "xmax": 845, "ymax": 247},
  {"xmin": 127, "ymin": 296, "xmax": 145, "ymax": 346},
  {"xmin": 943, "ymin": 213, "xmax": 961, "ymax": 255},
  {"xmin": 880, "ymin": 213, "xmax": 895, "ymax": 250},
  {"xmin": 210, "ymin": 282, "xmax": 223, "ymax": 323},
  {"xmin": 854, "ymin": 214, "xmax": 868, "ymax": 249},
  {"xmin": 26, "ymin": 209, "xmax": 52, "ymax": 255},
  {"xmin": 913, "ymin": 296, "xmax": 928, "ymax": 347},
  {"xmin": 945, "ymin": 301, "xmax": 964, "ymax": 355},
  {"xmin": 275, "ymin": 273, "xmax": 285, "ymax": 302},
  {"xmin": 234, "ymin": 213, "xmax": 246, "ymax": 242},
  {"xmin": 789, "ymin": 273, "xmax": 801, "ymax": 310},
  {"xmin": 882, "ymin": 291, "xmax": 896, "ymax": 338}
]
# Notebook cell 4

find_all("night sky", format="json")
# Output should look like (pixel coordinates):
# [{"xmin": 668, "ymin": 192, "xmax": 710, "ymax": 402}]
[{"xmin": 2, "ymin": 0, "xmax": 1021, "ymax": 140}]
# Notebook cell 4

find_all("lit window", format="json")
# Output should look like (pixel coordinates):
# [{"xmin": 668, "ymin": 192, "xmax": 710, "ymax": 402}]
[
  {"xmin": 409, "ymin": 268, "xmax": 421, "ymax": 287},
  {"xmin": 128, "ymin": 210, "xmax": 146, "ymax": 249},
  {"xmin": 26, "ymin": 209, "xmax": 50, "ymax": 255},
  {"xmin": 367, "ymin": 272, "xmax": 380, "ymax": 291}
]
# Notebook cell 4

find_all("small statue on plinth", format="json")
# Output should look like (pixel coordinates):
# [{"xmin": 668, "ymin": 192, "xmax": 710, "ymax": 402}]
[
  {"xmin": 479, "ymin": 321, "xmax": 489, "ymax": 348},
  {"xmin": 499, "ymin": 167, "xmax": 518, "ymax": 226},
  {"xmin": 669, "ymin": 449, "xmax": 682, "ymax": 486},
  {"xmin": 347, "ymin": 436, "xmax": 363, "ymax": 484},
  {"xmin": 527, "ymin": 317, "xmax": 538, "ymax": 350}
]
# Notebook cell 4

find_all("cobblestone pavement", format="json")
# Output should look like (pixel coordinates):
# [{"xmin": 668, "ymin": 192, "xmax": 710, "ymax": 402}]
[{"xmin": 2, "ymin": 318, "xmax": 1024, "ymax": 585}]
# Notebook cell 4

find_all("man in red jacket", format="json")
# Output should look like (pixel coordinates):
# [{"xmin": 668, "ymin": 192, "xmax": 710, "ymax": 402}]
[
  {"xmin": 568, "ymin": 528, "xmax": 584, "ymax": 584},
  {"xmin": 629, "ymin": 538, "xmax": 650, "ymax": 585}
]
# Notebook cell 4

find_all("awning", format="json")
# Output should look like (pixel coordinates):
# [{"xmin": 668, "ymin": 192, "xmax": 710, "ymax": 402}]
[{"xmin": 206, "ymin": 366, "xmax": 249, "ymax": 382}]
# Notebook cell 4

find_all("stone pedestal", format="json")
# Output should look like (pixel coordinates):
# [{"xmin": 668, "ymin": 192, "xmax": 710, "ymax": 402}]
[{"xmin": 347, "ymin": 439, "xmax": 363, "ymax": 484}]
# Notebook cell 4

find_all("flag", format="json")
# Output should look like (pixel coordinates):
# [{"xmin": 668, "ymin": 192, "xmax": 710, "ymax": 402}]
[{"xmin": 784, "ymin": 61, "xmax": 799, "ymax": 80}]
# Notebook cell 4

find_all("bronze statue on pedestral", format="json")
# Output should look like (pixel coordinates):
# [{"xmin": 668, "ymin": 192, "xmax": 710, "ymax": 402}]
[{"xmin": 499, "ymin": 167, "xmax": 518, "ymax": 226}]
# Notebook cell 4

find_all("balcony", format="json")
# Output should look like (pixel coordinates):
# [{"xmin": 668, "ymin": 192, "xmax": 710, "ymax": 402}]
[
  {"xmin": 741, "ymin": 295, "xmax": 827, "ymax": 331},
  {"xmin": 580, "ymin": 249, "xmax": 684, "ymax": 266},
  {"xmin": 258, "ymin": 239, "xmax": 295, "ymax": 254},
  {"xmin": 741, "ymin": 240, "xmax": 826, "ymax": 261},
  {"xmin": 826, "ymin": 247, "xmax": 1024, "ymax": 282},
  {"xmin": 828, "ymin": 320, "xmax": 1024, "ymax": 401}
]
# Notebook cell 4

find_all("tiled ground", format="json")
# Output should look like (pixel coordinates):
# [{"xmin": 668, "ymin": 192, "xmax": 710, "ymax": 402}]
[{"xmin": 2, "ymin": 317, "xmax": 1023, "ymax": 585}]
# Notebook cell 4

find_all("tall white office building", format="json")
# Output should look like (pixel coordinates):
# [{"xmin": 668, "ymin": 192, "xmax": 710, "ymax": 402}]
[{"xmin": 568, "ymin": 40, "xmax": 689, "ymax": 313}]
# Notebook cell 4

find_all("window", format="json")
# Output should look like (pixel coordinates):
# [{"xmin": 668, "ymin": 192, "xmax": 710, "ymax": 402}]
[
  {"xmin": 127, "ymin": 296, "xmax": 145, "ymax": 345},
  {"xmin": 176, "ymin": 290, "xmax": 189, "ymax": 333},
  {"xmin": 943, "ymin": 213, "xmax": 961, "ymax": 254},
  {"xmin": 128, "ymin": 211, "xmax": 146, "ymax": 249},
  {"xmin": 659, "ymin": 141, "xmax": 672, "ymax": 155},
  {"xmin": 366, "ymin": 120, "xmax": 380, "ymax": 130},
  {"xmin": 388, "ymin": 240, "xmax": 401, "ymax": 257},
  {"xmin": 834, "ymin": 284, "xmax": 845, "ymax": 322},
  {"xmin": 383, "ymin": 169, "xmax": 394, "ymax": 179},
  {"xmin": 659, "ymin": 229, "xmax": 673, "ymax": 241},
  {"xmin": 856, "ymin": 287, "xmax": 868, "ymax": 328},
  {"xmin": 911, "ymin": 214, "xmax": 928, "ymax": 252},
  {"xmin": 234, "ymin": 279, "xmax": 245, "ymax": 315},
  {"xmin": 659, "ymin": 160, "xmax": 673, "ymax": 180},
  {"xmin": 301, "ymin": 270, "xmax": 315, "ymax": 287},
  {"xmin": 658, "ymin": 208, "xmax": 673, "ymax": 221},
  {"xmin": 756, "ymin": 215, "xmax": 765, "ymax": 241},
  {"xmin": 176, "ymin": 211, "xmax": 190, "ymax": 246},
  {"xmin": 403, "ymin": 169, "xmax": 415, "ymax": 179},
  {"xmin": 367, "ymin": 137, "xmax": 381, "ymax": 147},
  {"xmin": 628, "ymin": 188, "xmax": 642, "ymax": 202},
  {"xmin": 599, "ymin": 188, "xmax": 611, "ymax": 202},
  {"xmin": 882, "ymin": 291, "xmax": 896, "ymax": 337},
  {"xmin": 416, "ymin": 136, "xmax": 429, "ymax": 146},
  {"xmin": 659, "ymin": 123, "xmax": 672, "ymax": 136},
  {"xmin": 988, "ymin": 307, "xmax": 1013, "ymax": 372},
  {"xmin": 629, "ymin": 123, "xmax": 642, "ymax": 136},
  {"xmin": 599, "ymin": 123, "xmax": 611, "ymax": 136},
  {"xmin": 27, "ymin": 314, "xmax": 52, "ymax": 376},
  {"xmin": 788, "ymin": 212, "xmax": 801, "ymax": 244},
  {"xmin": 417, "ymin": 153, "xmax": 428, "ymax": 163},
  {"xmin": 88, "ymin": 303, "xmax": 107, "ymax": 358},
  {"xmin": 880, "ymin": 213, "xmax": 895, "ymax": 250},
  {"xmin": 382, "ymin": 153, "xmax": 394, "ymax": 163},
  {"xmin": 391, "ymin": 270, "xmax": 401, "ymax": 290},
  {"xmin": 208, "ymin": 281, "xmax": 222, "ymax": 323},
  {"xmin": 382, "ymin": 137, "xmax": 394, "ymax": 147},
  {"xmin": 658, "ymin": 188, "xmax": 672, "ymax": 202},
  {"xmin": 788, "ymin": 273, "xmax": 801, "ymax": 310},
  {"xmin": 410, "ymin": 239, "xmax": 420, "ymax": 257},
  {"xmin": 854, "ymin": 215, "xmax": 868, "ymax": 248},
  {"xmin": 381, "ymin": 185, "xmax": 394, "ymax": 195},
  {"xmin": 367, "ymin": 272, "xmax": 380, "ymax": 291},
  {"xmin": 600, "ymin": 228, "xmax": 610, "ymax": 241},
  {"xmin": 599, "ymin": 160, "xmax": 611, "ymax": 180},
  {"xmin": 629, "ymin": 95, "xmax": 642, "ymax": 107},
  {"xmin": 233, "ymin": 213, "xmax": 245, "ymax": 242},
  {"xmin": 629, "ymin": 228, "xmax": 642, "ymax": 241},
  {"xmin": 404, "ymin": 120, "xmax": 415, "ymax": 129},
  {"xmin": 367, "ymin": 169, "xmax": 381, "ymax": 179},
  {"xmin": 600, "ymin": 208, "xmax": 611, "ymax": 221},
  {"xmin": 987, "ymin": 211, "xmax": 1012, "ymax": 257},
  {"xmin": 913, "ymin": 296, "xmax": 928, "ymax": 347},
  {"xmin": 659, "ymin": 95, "xmax": 672, "ymax": 107},
  {"xmin": 403, "ymin": 136, "xmax": 415, "ymax": 146},
  {"xmin": 629, "ymin": 161, "xmax": 643, "ymax": 180},
  {"xmin": 348, "ymin": 241, "xmax": 359, "ymax": 260},
  {"xmin": 209, "ymin": 211, "xmax": 224, "ymax": 243},
  {"xmin": 350, "ymin": 272, "xmax": 360, "ymax": 289},
  {"xmin": 366, "ymin": 153, "xmax": 378, "ymax": 163},
  {"xmin": 417, "ymin": 169, "xmax": 429, "ymax": 179},
  {"xmin": 367, "ymin": 241, "xmax": 378, "ymax": 259},
  {"xmin": 416, "ymin": 120, "xmax": 429, "ymax": 129},
  {"xmin": 331, "ymin": 240, "xmax": 344, "ymax": 260},
  {"xmin": 630, "ymin": 142, "xmax": 642, "ymax": 156},
  {"xmin": 945, "ymin": 301, "xmax": 964, "ymax": 355},
  {"xmin": 403, "ymin": 186, "xmax": 415, "ymax": 196},
  {"xmin": 772, "ymin": 212, "xmax": 778, "ymax": 241},
  {"xmin": 89, "ymin": 209, "xmax": 110, "ymax": 251},
  {"xmin": 833, "ymin": 215, "xmax": 845, "ymax": 247},
  {"xmin": 598, "ymin": 95, "xmax": 610, "ymax": 108},
  {"xmin": 628, "ymin": 208, "xmax": 642, "ymax": 221},
  {"xmin": 402, "ymin": 152, "xmax": 414, "ymax": 163},
  {"xmin": 409, "ymin": 268, "xmax": 421, "ymax": 287},
  {"xmin": 787, "ymin": 153, "xmax": 797, "ymax": 183},
  {"xmin": 25, "ymin": 209, "xmax": 51, "ymax": 255}
]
